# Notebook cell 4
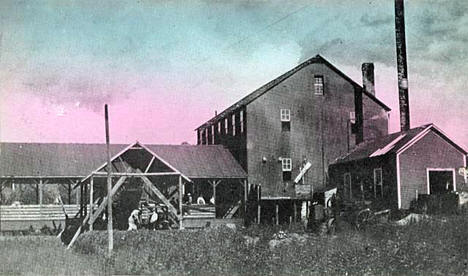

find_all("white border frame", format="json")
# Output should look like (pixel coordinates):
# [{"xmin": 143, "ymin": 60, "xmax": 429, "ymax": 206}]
[{"xmin": 426, "ymin": 168, "xmax": 456, "ymax": 194}]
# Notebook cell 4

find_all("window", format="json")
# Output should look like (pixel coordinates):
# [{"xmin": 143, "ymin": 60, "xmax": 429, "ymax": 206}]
[
  {"xmin": 349, "ymin": 111, "xmax": 356, "ymax": 124},
  {"xmin": 280, "ymin": 109, "xmax": 291, "ymax": 121},
  {"xmin": 350, "ymin": 111, "xmax": 357, "ymax": 134},
  {"xmin": 282, "ymin": 158, "xmax": 292, "ymax": 171},
  {"xmin": 282, "ymin": 158, "xmax": 292, "ymax": 181},
  {"xmin": 374, "ymin": 168, "xmax": 383, "ymax": 198},
  {"xmin": 225, "ymin": 118, "xmax": 228, "ymax": 134},
  {"xmin": 232, "ymin": 114, "xmax": 236, "ymax": 136},
  {"xmin": 198, "ymin": 130, "xmax": 202, "ymax": 145},
  {"xmin": 205, "ymin": 127, "xmax": 209, "ymax": 145},
  {"xmin": 218, "ymin": 121, "xmax": 221, "ymax": 133},
  {"xmin": 240, "ymin": 110, "xmax": 244, "ymax": 133},
  {"xmin": 211, "ymin": 125, "xmax": 215, "ymax": 144},
  {"xmin": 343, "ymin": 173, "xmax": 352, "ymax": 199},
  {"xmin": 281, "ymin": 109, "xmax": 291, "ymax": 132},
  {"xmin": 314, "ymin": 76, "xmax": 324, "ymax": 95}
]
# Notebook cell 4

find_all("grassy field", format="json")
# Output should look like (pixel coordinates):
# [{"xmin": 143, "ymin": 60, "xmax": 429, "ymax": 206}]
[{"xmin": 1, "ymin": 214, "xmax": 468, "ymax": 276}]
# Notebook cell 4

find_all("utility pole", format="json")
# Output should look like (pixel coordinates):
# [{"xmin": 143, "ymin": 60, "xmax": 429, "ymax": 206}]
[{"xmin": 105, "ymin": 104, "xmax": 113, "ymax": 256}]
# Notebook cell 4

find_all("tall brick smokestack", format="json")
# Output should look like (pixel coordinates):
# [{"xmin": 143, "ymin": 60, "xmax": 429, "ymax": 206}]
[
  {"xmin": 362, "ymin": 63, "xmax": 375, "ymax": 96},
  {"xmin": 395, "ymin": 0, "xmax": 410, "ymax": 131}
]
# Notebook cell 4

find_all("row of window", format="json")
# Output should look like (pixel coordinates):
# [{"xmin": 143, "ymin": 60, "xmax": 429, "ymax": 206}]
[
  {"xmin": 343, "ymin": 168, "xmax": 383, "ymax": 199},
  {"xmin": 199, "ymin": 110, "xmax": 244, "ymax": 144}
]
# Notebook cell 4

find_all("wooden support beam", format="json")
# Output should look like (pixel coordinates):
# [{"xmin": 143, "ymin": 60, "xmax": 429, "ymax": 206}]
[
  {"xmin": 0, "ymin": 180, "xmax": 7, "ymax": 193},
  {"xmin": 275, "ymin": 202, "xmax": 279, "ymax": 225},
  {"xmin": 36, "ymin": 183, "xmax": 39, "ymax": 204},
  {"xmin": 88, "ymin": 176, "xmax": 128, "ymax": 225},
  {"xmin": 145, "ymin": 156, "xmax": 156, "ymax": 173},
  {"xmin": 293, "ymin": 201, "xmax": 297, "ymax": 223},
  {"xmin": 118, "ymin": 156, "xmax": 129, "ymax": 172},
  {"xmin": 91, "ymin": 172, "xmax": 180, "ymax": 177},
  {"xmin": 84, "ymin": 181, "xmax": 88, "ymax": 217},
  {"xmin": 89, "ymin": 176, "xmax": 94, "ymax": 231},
  {"xmin": 178, "ymin": 175, "xmax": 183, "ymax": 229},
  {"xmin": 39, "ymin": 179, "xmax": 43, "ymax": 206},
  {"xmin": 243, "ymin": 180, "xmax": 248, "ymax": 218},
  {"xmin": 208, "ymin": 180, "xmax": 221, "ymax": 207},
  {"xmin": 68, "ymin": 183, "xmax": 72, "ymax": 204},
  {"xmin": 257, "ymin": 204, "xmax": 261, "ymax": 224},
  {"xmin": 138, "ymin": 172, "xmax": 179, "ymax": 221}
]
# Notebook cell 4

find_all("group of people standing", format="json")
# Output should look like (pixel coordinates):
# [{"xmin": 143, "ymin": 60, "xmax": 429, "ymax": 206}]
[{"xmin": 127, "ymin": 202, "xmax": 170, "ymax": 231}]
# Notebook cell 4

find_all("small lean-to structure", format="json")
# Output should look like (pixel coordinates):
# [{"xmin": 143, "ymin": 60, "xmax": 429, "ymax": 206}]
[{"xmin": 329, "ymin": 124, "xmax": 467, "ymax": 210}]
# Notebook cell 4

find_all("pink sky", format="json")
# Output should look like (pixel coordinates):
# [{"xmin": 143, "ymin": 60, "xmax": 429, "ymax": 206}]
[{"xmin": 0, "ymin": 1, "xmax": 466, "ymax": 148}]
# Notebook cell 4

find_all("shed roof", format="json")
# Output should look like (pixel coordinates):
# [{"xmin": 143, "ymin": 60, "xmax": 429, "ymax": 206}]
[
  {"xmin": 0, "ymin": 143, "xmax": 246, "ymax": 179},
  {"xmin": 333, "ymin": 124, "xmax": 467, "ymax": 164},
  {"xmin": 196, "ymin": 54, "xmax": 391, "ymax": 130}
]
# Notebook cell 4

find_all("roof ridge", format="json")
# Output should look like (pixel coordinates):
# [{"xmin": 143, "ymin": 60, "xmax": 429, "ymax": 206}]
[{"xmin": 196, "ymin": 54, "xmax": 391, "ymax": 130}]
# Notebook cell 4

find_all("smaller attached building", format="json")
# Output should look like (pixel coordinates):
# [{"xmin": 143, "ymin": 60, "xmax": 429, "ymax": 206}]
[{"xmin": 329, "ymin": 124, "xmax": 467, "ymax": 209}]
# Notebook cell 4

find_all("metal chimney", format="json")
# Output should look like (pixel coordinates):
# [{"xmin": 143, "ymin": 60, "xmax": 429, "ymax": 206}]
[
  {"xmin": 395, "ymin": 0, "xmax": 410, "ymax": 131},
  {"xmin": 362, "ymin": 63, "xmax": 375, "ymax": 96}
]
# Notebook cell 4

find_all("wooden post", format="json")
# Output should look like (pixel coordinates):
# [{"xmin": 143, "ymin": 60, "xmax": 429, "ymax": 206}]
[
  {"xmin": 213, "ymin": 182, "xmax": 216, "ymax": 207},
  {"xmin": 257, "ymin": 204, "xmax": 261, "ymax": 224},
  {"xmin": 293, "ymin": 201, "xmax": 297, "ymax": 223},
  {"xmin": 178, "ymin": 175, "xmax": 183, "ymax": 229},
  {"xmin": 243, "ymin": 179, "xmax": 248, "ymax": 219},
  {"xmin": 39, "ymin": 179, "xmax": 43, "ymax": 206},
  {"xmin": 36, "ymin": 182, "xmax": 39, "ymax": 204},
  {"xmin": 76, "ymin": 184, "xmax": 80, "ymax": 205},
  {"xmin": 89, "ymin": 176, "xmax": 94, "ymax": 231},
  {"xmin": 84, "ymin": 182, "xmax": 88, "ymax": 217},
  {"xmin": 275, "ymin": 202, "xmax": 279, "ymax": 225},
  {"xmin": 257, "ymin": 185, "xmax": 261, "ymax": 224},
  {"xmin": 105, "ymin": 104, "xmax": 113, "ymax": 256},
  {"xmin": 80, "ymin": 182, "xmax": 84, "ymax": 217},
  {"xmin": 68, "ymin": 182, "xmax": 72, "ymax": 204}
]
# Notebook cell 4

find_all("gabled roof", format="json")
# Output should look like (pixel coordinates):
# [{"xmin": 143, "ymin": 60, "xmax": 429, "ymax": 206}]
[
  {"xmin": 145, "ymin": 145, "xmax": 246, "ymax": 179},
  {"xmin": 333, "ymin": 124, "xmax": 468, "ymax": 164},
  {"xmin": 196, "ymin": 54, "xmax": 391, "ymax": 130},
  {"xmin": 0, "ymin": 142, "xmax": 247, "ymax": 179}
]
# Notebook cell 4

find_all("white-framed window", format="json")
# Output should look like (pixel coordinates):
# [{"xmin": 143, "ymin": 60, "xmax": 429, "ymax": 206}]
[
  {"xmin": 232, "ymin": 114, "xmax": 236, "ymax": 136},
  {"xmin": 211, "ymin": 125, "xmax": 215, "ymax": 144},
  {"xmin": 343, "ymin": 172, "xmax": 352, "ymax": 199},
  {"xmin": 349, "ymin": 111, "xmax": 356, "ymax": 124},
  {"xmin": 218, "ymin": 121, "xmax": 221, "ymax": 133},
  {"xmin": 314, "ymin": 75, "xmax": 324, "ymax": 95},
  {"xmin": 280, "ymin": 109, "xmax": 291, "ymax": 122},
  {"xmin": 240, "ymin": 110, "xmax": 244, "ymax": 133},
  {"xmin": 281, "ymin": 158, "xmax": 292, "ymax": 171},
  {"xmin": 373, "ymin": 168, "xmax": 383, "ymax": 198},
  {"xmin": 225, "ymin": 118, "xmax": 228, "ymax": 134}
]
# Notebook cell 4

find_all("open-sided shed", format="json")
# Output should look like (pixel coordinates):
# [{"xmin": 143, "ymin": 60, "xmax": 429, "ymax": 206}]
[
  {"xmin": 66, "ymin": 141, "xmax": 247, "ymax": 247},
  {"xmin": 0, "ymin": 142, "xmax": 247, "ymax": 236}
]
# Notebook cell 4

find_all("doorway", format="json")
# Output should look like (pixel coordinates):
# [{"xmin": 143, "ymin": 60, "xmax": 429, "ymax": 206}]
[{"xmin": 427, "ymin": 169, "xmax": 455, "ymax": 194}]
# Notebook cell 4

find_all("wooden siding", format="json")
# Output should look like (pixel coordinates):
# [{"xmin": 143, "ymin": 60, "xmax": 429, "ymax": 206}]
[
  {"xmin": 246, "ymin": 62, "xmax": 359, "ymax": 198},
  {"xmin": 197, "ymin": 107, "xmax": 248, "ymax": 172},
  {"xmin": 398, "ymin": 130, "xmax": 465, "ymax": 209},
  {"xmin": 329, "ymin": 156, "xmax": 398, "ymax": 209}
]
